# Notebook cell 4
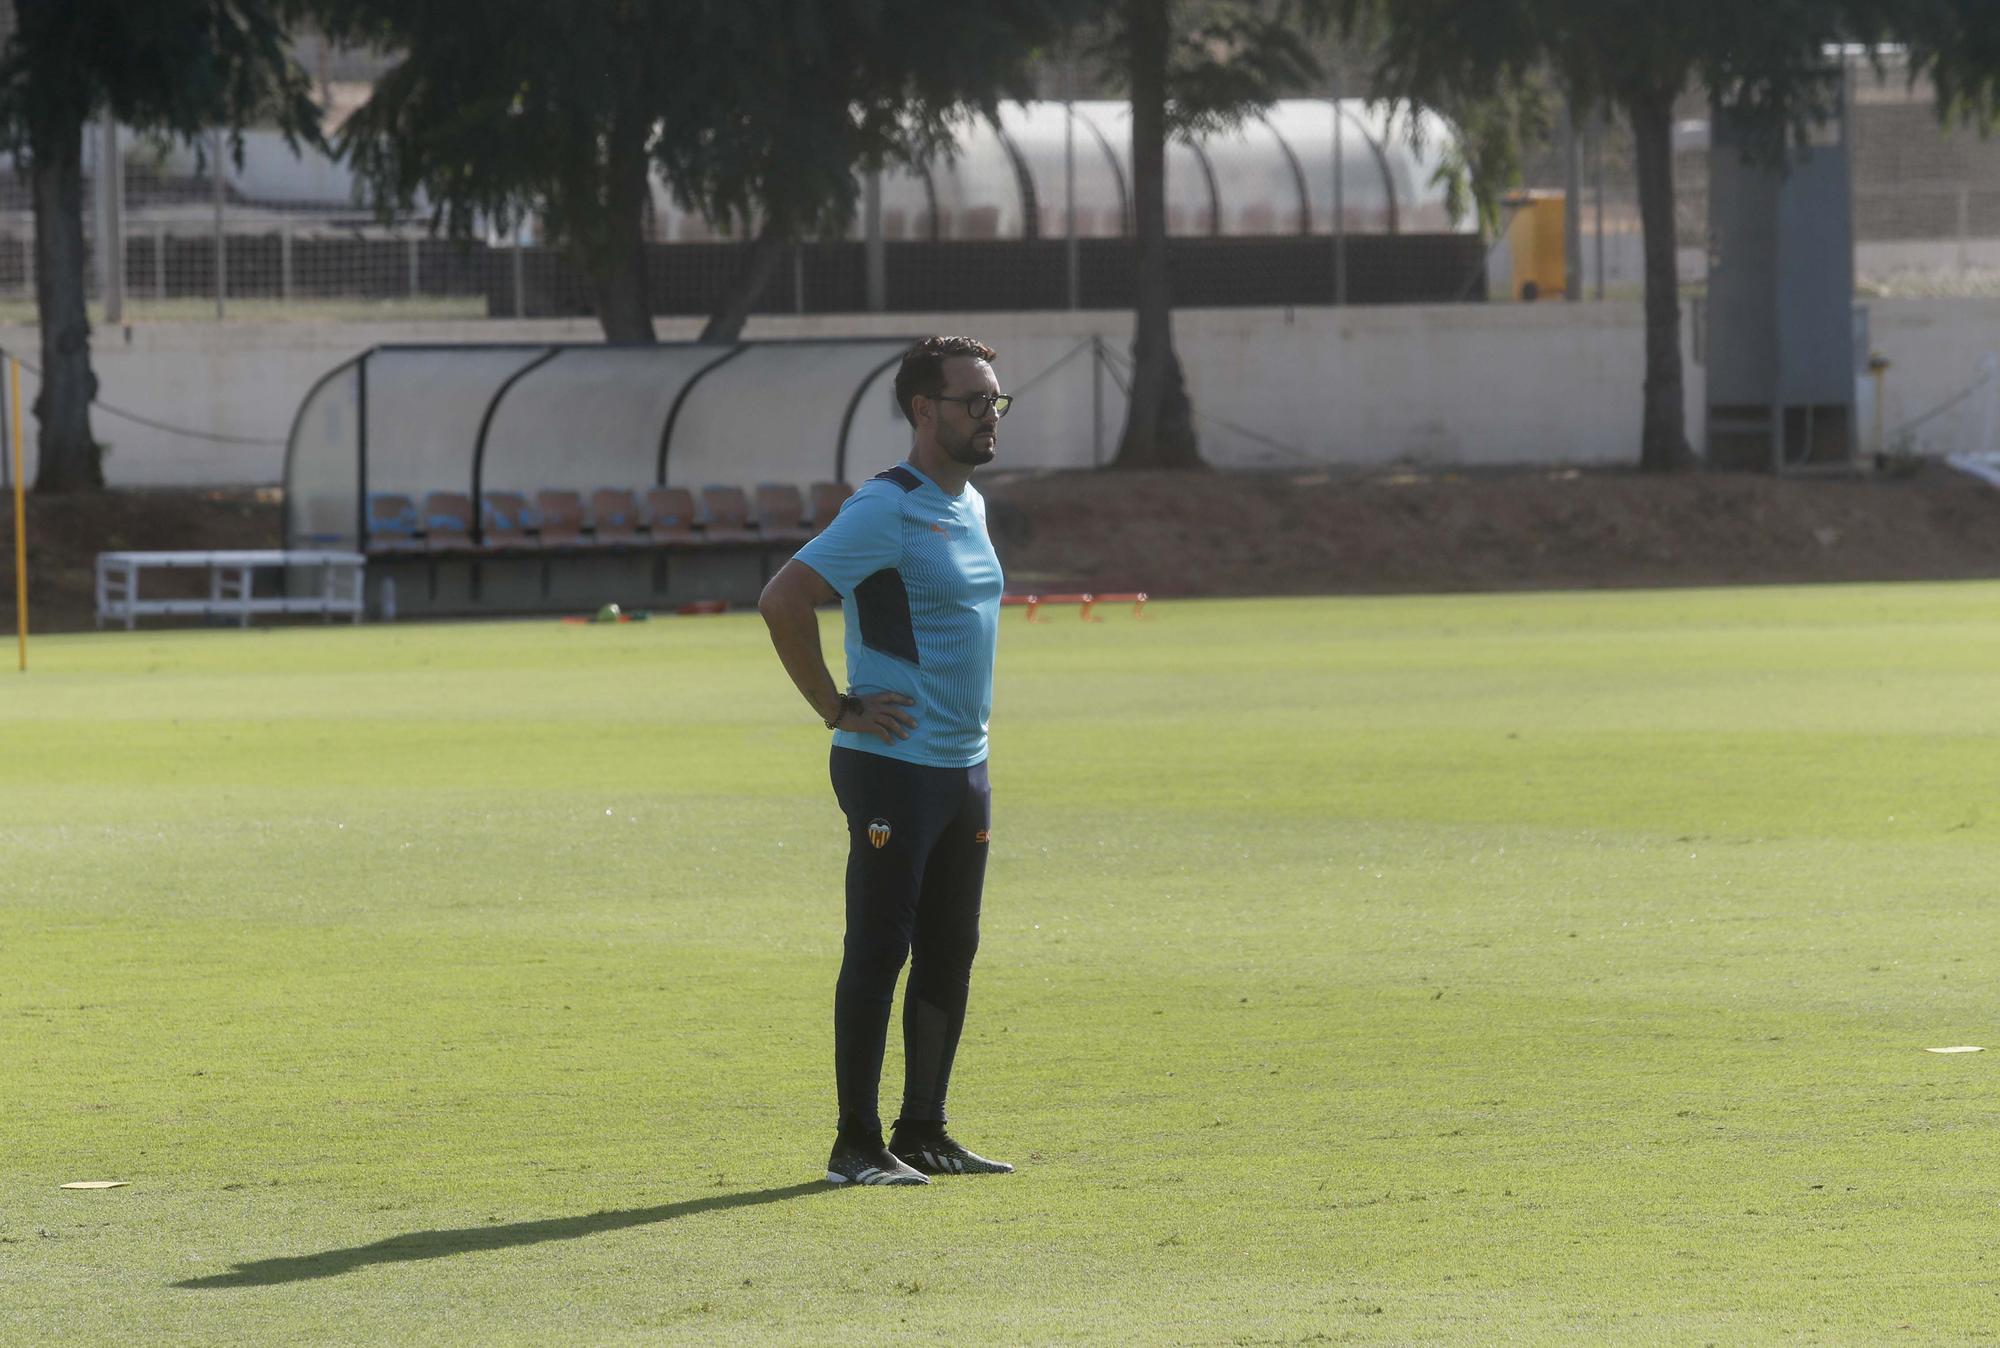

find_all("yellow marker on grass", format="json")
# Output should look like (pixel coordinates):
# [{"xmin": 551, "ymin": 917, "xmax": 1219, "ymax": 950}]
[{"xmin": 10, "ymin": 355, "xmax": 24, "ymax": 673}]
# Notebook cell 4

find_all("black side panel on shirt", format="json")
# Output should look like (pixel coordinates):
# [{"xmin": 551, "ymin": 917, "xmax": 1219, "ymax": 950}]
[
  {"xmin": 854, "ymin": 567, "xmax": 920, "ymax": 666},
  {"xmin": 873, "ymin": 466, "xmax": 922, "ymax": 492}
]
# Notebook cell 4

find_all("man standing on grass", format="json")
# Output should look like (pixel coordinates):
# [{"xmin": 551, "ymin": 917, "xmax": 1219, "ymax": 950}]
[{"xmin": 758, "ymin": 335, "xmax": 1013, "ymax": 1187}]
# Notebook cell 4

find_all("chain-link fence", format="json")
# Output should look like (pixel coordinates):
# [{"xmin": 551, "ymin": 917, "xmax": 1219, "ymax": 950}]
[
  {"xmin": 1848, "ymin": 55, "xmax": 2000, "ymax": 298},
  {"xmin": 17, "ymin": 50, "xmax": 1998, "ymax": 325},
  {"xmin": 1495, "ymin": 50, "xmax": 2000, "ymax": 302},
  {"xmin": 26, "ymin": 97, "xmax": 1494, "ymax": 326},
  {"xmin": 0, "ymin": 119, "xmax": 503, "ymax": 324}
]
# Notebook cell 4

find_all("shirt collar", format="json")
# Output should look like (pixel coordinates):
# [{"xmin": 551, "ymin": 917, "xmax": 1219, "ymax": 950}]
[{"xmin": 899, "ymin": 460, "xmax": 954, "ymax": 498}]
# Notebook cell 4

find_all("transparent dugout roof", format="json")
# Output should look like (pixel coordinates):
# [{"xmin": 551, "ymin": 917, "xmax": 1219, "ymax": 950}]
[
  {"xmin": 658, "ymin": 340, "xmax": 910, "ymax": 487},
  {"xmin": 284, "ymin": 340, "xmax": 921, "ymax": 550}
]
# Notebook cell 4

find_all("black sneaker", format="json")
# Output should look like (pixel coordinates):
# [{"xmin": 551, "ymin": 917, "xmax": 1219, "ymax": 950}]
[
  {"xmin": 825, "ymin": 1134, "xmax": 929, "ymax": 1187},
  {"xmin": 888, "ymin": 1124, "xmax": 1015, "ymax": 1176}
]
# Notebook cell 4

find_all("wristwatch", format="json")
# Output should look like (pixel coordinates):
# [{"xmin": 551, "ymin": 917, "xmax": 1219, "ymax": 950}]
[{"xmin": 824, "ymin": 692, "xmax": 860, "ymax": 730}]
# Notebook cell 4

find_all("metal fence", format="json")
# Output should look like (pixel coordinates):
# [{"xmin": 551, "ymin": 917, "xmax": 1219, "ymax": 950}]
[
  {"xmin": 0, "ymin": 122, "xmax": 489, "ymax": 322},
  {"xmin": 24, "ymin": 98, "xmax": 1492, "ymax": 324},
  {"xmin": 16, "ymin": 52, "xmax": 2000, "ymax": 324},
  {"xmin": 1499, "ymin": 50, "xmax": 2000, "ymax": 301}
]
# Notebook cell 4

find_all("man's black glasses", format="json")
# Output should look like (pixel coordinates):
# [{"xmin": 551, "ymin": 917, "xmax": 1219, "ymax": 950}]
[{"xmin": 930, "ymin": 392, "xmax": 1014, "ymax": 419}]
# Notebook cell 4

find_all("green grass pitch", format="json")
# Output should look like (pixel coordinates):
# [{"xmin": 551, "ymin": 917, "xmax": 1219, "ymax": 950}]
[{"xmin": 4, "ymin": 585, "xmax": 1999, "ymax": 1344}]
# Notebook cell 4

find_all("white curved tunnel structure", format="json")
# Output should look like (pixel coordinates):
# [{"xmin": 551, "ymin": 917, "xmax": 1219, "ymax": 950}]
[{"xmin": 649, "ymin": 99, "xmax": 1472, "ymax": 244}]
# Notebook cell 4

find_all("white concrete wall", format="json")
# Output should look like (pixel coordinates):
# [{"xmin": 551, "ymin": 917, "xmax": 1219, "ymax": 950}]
[
  {"xmin": 3, "ymin": 297, "xmax": 1994, "ymax": 488},
  {"xmin": 1863, "ymin": 299, "xmax": 2000, "ymax": 458},
  {"xmin": 0, "ymin": 316, "xmax": 603, "ymax": 488}
]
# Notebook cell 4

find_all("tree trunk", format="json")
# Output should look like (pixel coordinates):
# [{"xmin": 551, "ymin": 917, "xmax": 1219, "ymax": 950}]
[
  {"xmin": 589, "ymin": 110, "xmax": 656, "ymax": 343},
  {"xmin": 699, "ymin": 222, "xmax": 787, "ymax": 344},
  {"xmin": 29, "ymin": 110, "xmax": 102, "ymax": 493},
  {"xmin": 1626, "ymin": 86, "xmax": 1694, "ymax": 473},
  {"xmin": 1112, "ymin": 0, "xmax": 1201, "ymax": 470}
]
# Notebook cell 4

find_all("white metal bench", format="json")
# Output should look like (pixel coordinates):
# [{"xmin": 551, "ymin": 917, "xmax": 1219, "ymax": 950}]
[{"xmin": 95, "ymin": 550, "xmax": 366, "ymax": 630}]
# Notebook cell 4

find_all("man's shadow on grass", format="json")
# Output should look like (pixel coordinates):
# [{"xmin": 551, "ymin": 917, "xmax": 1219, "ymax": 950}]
[{"xmin": 174, "ymin": 1181, "xmax": 829, "ymax": 1289}]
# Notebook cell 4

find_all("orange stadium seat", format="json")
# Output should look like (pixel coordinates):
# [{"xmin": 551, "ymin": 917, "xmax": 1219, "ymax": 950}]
[
  {"xmin": 753, "ymin": 484, "xmax": 813, "ymax": 544},
  {"xmin": 698, "ymin": 486, "xmax": 758, "ymax": 544},
  {"xmin": 534, "ymin": 489, "xmax": 589, "ymax": 547},
  {"xmin": 421, "ymin": 492, "xmax": 474, "ymax": 552},
  {"xmin": 644, "ymin": 486, "xmax": 699, "ymax": 545},
  {"xmin": 806, "ymin": 481, "xmax": 853, "ymax": 534},
  {"xmin": 480, "ymin": 491, "xmax": 537, "ymax": 549},
  {"xmin": 590, "ymin": 488, "xmax": 645, "ymax": 546},
  {"xmin": 366, "ymin": 493, "xmax": 424, "ymax": 553}
]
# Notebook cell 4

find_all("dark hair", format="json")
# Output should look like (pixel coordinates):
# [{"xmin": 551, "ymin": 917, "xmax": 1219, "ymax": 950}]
[{"xmin": 894, "ymin": 335, "xmax": 998, "ymax": 427}]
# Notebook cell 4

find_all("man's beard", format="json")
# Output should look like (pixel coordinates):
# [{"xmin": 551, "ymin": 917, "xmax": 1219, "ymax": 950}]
[{"xmin": 944, "ymin": 428, "xmax": 996, "ymax": 467}]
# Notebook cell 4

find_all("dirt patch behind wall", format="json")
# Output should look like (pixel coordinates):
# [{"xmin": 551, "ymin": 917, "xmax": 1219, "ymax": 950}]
[
  {"xmin": 979, "ymin": 463, "xmax": 2000, "ymax": 597},
  {"xmin": 6, "ymin": 465, "xmax": 2000, "ymax": 633}
]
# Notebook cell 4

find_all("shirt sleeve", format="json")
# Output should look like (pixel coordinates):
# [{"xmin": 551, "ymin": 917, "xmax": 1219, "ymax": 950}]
[{"xmin": 791, "ymin": 486, "xmax": 901, "ymax": 597}]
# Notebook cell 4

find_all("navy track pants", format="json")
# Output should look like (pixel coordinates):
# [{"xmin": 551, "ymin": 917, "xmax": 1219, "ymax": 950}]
[{"xmin": 828, "ymin": 745, "xmax": 991, "ymax": 1137}]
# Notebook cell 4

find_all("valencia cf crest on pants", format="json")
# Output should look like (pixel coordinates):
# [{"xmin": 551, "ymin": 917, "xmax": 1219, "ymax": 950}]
[{"xmin": 868, "ymin": 818, "xmax": 892, "ymax": 849}]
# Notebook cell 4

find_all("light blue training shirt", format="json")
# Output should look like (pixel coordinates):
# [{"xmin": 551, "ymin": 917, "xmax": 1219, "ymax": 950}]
[{"xmin": 792, "ymin": 461, "xmax": 1004, "ymax": 768}]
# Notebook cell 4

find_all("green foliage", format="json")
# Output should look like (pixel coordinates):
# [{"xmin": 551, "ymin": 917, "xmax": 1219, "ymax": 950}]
[
  {"xmin": 655, "ymin": 1, "xmax": 1084, "ymax": 240},
  {"xmin": 0, "ymin": 0, "xmax": 320, "ymax": 160},
  {"xmin": 1333, "ymin": 0, "xmax": 1539, "ymax": 112},
  {"xmin": 7, "ymin": 588, "xmax": 2000, "ymax": 1340},
  {"xmin": 315, "ymin": 0, "xmax": 659, "ymax": 241},
  {"xmin": 1416, "ymin": 80, "xmax": 1552, "ymax": 233},
  {"xmin": 1082, "ymin": 0, "xmax": 1330, "ymax": 137},
  {"xmin": 1160, "ymin": 4, "xmax": 1322, "ymax": 134},
  {"xmin": 1335, "ymin": 0, "xmax": 1898, "ymax": 470},
  {"xmin": 0, "ymin": 0, "xmax": 323, "ymax": 494},
  {"xmin": 1335, "ymin": 0, "xmax": 1920, "ymax": 232},
  {"xmin": 317, "ymin": 0, "xmax": 1088, "ymax": 247},
  {"xmin": 1343, "ymin": 0, "xmax": 2000, "ymax": 175},
  {"xmin": 1678, "ymin": 1, "xmax": 1854, "ymax": 158},
  {"xmin": 1859, "ymin": 0, "xmax": 2000, "ymax": 129}
]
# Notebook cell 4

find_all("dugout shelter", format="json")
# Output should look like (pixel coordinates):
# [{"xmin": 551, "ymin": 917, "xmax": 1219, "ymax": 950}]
[{"xmin": 283, "ymin": 338, "xmax": 922, "ymax": 617}]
